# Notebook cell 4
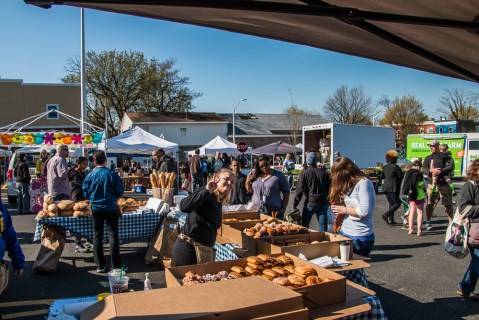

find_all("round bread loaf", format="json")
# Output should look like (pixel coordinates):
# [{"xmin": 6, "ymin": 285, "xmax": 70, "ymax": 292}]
[
  {"xmin": 60, "ymin": 209, "xmax": 74, "ymax": 217},
  {"xmin": 47, "ymin": 203, "xmax": 58, "ymax": 213},
  {"xmin": 287, "ymin": 274, "xmax": 306, "ymax": 286},
  {"xmin": 272, "ymin": 277, "xmax": 290, "ymax": 286},
  {"xmin": 57, "ymin": 200, "xmax": 75, "ymax": 211}
]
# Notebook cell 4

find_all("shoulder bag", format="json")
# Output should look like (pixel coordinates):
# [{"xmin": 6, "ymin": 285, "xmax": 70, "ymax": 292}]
[
  {"xmin": 444, "ymin": 205, "xmax": 472, "ymax": 259},
  {"xmin": 178, "ymin": 233, "xmax": 216, "ymax": 264}
]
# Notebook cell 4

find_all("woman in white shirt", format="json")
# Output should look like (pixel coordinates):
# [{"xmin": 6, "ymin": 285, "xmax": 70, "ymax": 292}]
[{"xmin": 330, "ymin": 157, "xmax": 376, "ymax": 257}]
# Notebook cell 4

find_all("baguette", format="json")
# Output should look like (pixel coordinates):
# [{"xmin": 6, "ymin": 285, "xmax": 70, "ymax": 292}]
[
  {"xmin": 168, "ymin": 172, "xmax": 177, "ymax": 188},
  {"xmin": 150, "ymin": 173, "xmax": 159, "ymax": 188}
]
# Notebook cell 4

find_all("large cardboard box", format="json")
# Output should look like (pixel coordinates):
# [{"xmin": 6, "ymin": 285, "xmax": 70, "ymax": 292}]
[
  {"xmin": 165, "ymin": 253, "xmax": 346, "ymax": 308},
  {"xmin": 256, "ymin": 231, "xmax": 352, "ymax": 256},
  {"xmin": 82, "ymin": 276, "xmax": 305, "ymax": 320},
  {"xmin": 221, "ymin": 221, "xmax": 261, "ymax": 253}
]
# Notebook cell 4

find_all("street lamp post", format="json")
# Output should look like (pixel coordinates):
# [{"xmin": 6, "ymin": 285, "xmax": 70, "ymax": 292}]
[{"xmin": 233, "ymin": 98, "xmax": 247, "ymax": 144}]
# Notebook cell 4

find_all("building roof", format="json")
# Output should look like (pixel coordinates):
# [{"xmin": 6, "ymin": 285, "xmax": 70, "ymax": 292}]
[
  {"xmin": 219, "ymin": 113, "xmax": 326, "ymax": 136},
  {"xmin": 126, "ymin": 112, "xmax": 228, "ymax": 123}
]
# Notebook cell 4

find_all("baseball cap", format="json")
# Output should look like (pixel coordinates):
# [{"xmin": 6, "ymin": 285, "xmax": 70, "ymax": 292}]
[
  {"xmin": 306, "ymin": 152, "xmax": 317, "ymax": 165},
  {"xmin": 50, "ymin": 149, "xmax": 57, "ymax": 155},
  {"xmin": 427, "ymin": 140, "xmax": 439, "ymax": 146}
]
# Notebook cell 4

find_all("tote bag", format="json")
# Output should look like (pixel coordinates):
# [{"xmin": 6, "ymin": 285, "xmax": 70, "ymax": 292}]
[
  {"xmin": 32, "ymin": 225, "xmax": 66, "ymax": 273},
  {"xmin": 145, "ymin": 220, "xmax": 179, "ymax": 268},
  {"xmin": 444, "ymin": 205, "xmax": 472, "ymax": 259}
]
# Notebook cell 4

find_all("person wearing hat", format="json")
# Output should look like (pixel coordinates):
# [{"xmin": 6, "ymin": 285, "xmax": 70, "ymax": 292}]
[
  {"xmin": 35, "ymin": 149, "xmax": 48, "ymax": 179},
  {"xmin": 423, "ymin": 139, "xmax": 454, "ymax": 231},
  {"xmin": 13, "ymin": 152, "xmax": 31, "ymax": 214},
  {"xmin": 292, "ymin": 152, "xmax": 330, "ymax": 230}
]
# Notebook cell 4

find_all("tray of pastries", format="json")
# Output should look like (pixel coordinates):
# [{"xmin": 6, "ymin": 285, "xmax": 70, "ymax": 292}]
[{"xmin": 243, "ymin": 218, "xmax": 309, "ymax": 238}]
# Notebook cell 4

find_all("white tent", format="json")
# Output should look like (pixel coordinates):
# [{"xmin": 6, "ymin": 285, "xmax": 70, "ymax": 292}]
[
  {"xmin": 0, "ymin": 149, "xmax": 11, "ymax": 156},
  {"xmin": 188, "ymin": 136, "xmax": 252, "ymax": 156},
  {"xmin": 106, "ymin": 126, "xmax": 179, "ymax": 155}
]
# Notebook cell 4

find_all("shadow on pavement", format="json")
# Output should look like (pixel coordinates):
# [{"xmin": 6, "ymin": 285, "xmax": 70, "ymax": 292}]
[
  {"xmin": 373, "ymin": 242, "xmax": 440, "ymax": 251},
  {"xmin": 368, "ymin": 253, "xmax": 413, "ymax": 262},
  {"xmin": 370, "ymin": 282, "xmax": 479, "ymax": 320}
]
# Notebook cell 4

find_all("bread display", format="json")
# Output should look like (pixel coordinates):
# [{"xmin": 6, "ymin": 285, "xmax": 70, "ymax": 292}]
[
  {"xmin": 57, "ymin": 200, "xmax": 75, "ymax": 211},
  {"xmin": 117, "ymin": 198, "xmax": 147, "ymax": 213},
  {"xmin": 36, "ymin": 196, "xmax": 92, "ymax": 218},
  {"xmin": 177, "ymin": 254, "xmax": 329, "ymax": 289},
  {"xmin": 243, "ymin": 220, "xmax": 308, "ymax": 238}
]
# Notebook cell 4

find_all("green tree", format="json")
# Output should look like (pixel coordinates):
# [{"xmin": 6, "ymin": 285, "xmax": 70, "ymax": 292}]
[
  {"xmin": 379, "ymin": 95, "xmax": 428, "ymax": 150},
  {"xmin": 322, "ymin": 86, "xmax": 375, "ymax": 125},
  {"xmin": 61, "ymin": 50, "xmax": 201, "ymax": 136},
  {"xmin": 436, "ymin": 88, "xmax": 479, "ymax": 120}
]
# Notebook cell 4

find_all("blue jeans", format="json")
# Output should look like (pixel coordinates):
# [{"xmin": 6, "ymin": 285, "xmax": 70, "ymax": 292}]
[
  {"xmin": 351, "ymin": 238, "xmax": 375, "ymax": 257},
  {"xmin": 302, "ymin": 204, "xmax": 328, "ymax": 231},
  {"xmin": 460, "ymin": 246, "xmax": 479, "ymax": 294}
]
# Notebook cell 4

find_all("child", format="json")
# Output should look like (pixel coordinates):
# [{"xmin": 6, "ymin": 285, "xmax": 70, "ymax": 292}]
[
  {"xmin": 439, "ymin": 143, "xmax": 457, "ymax": 196},
  {"xmin": 401, "ymin": 160, "xmax": 425, "ymax": 236},
  {"xmin": 400, "ymin": 163, "xmax": 413, "ymax": 230}
]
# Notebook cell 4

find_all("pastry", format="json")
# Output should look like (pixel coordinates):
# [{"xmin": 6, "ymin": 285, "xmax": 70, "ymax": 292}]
[
  {"xmin": 283, "ymin": 265, "xmax": 295, "ymax": 274},
  {"xmin": 262, "ymin": 261, "xmax": 274, "ymax": 269},
  {"xmin": 247, "ymin": 262, "xmax": 264, "ymax": 271},
  {"xmin": 306, "ymin": 275, "xmax": 321, "ymax": 285},
  {"xmin": 245, "ymin": 266, "xmax": 262, "ymax": 276},
  {"xmin": 231, "ymin": 266, "xmax": 247, "ymax": 275},
  {"xmin": 288, "ymin": 274, "xmax": 306, "ymax": 286},
  {"xmin": 246, "ymin": 256, "xmax": 263, "ymax": 265},
  {"xmin": 262, "ymin": 268, "xmax": 280, "ymax": 278},
  {"xmin": 261, "ymin": 274, "xmax": 274, "ymax": 281},
  {"xmin": 228, "ymin": 271, "xmax": 243, "ymax": 279},
  {"xmin": 276, "ymin": 255, "xmax": 294, "ymax": 265},
  {"xmin": 271, "ymin": 266, "xmax": 289, "ymax": 277},
  {"xmin": 322, "ymin": 278, "xmax": 334, "ymax": 282},
  {"xmin": 216, "ymin": 271, "xmax": 229, "ymax": 280},
  {"xmin": 272, "ymin": 277, "xmax": 290, "ymax": 286},
  {"xmin": 294, "ymin": 266, "xmax": 316, "ymax": 278}
]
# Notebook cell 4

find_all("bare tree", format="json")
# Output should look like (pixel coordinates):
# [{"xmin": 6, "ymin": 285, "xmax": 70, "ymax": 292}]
[
  {"xmin": 283, "ymin": 104, "xmax": 318, "ymax": 158},
  {"xmin": 61, "ymin": 50, "xmax": 201, "ymax": 136},
  {"xmin": 436, "ymin": 88, "xmax": 479, "ymax": 120},
  {"xmin": 322, "ymin": 86, "xmax": 375, "ymax": 125},
  {"xmin": 379, "ymin": 95, "xmax": 428, "ymax": 149}
]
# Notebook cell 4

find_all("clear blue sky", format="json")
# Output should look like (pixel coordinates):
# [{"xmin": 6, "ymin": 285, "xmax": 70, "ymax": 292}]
[{"xmin": 1, "ymin": 0, "xmax": 478, "ymax": 118}]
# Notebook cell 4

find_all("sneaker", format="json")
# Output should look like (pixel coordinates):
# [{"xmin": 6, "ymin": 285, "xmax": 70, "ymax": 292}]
[
  {"xmin": 426, "ymin": 224, "xmax": 434, "ymax": 231},
  {"xmin": 400, "ymin": 215, "xmax": 408, "ymax": 224},
  {"xmin": 381, "ymin": 214, "xmax": 390, "ymax": 225},
  {"xmin": 456, "ymin": 286, "xmax": 478, "ymax": 301},
  {"xmin": 84, "ymin": 242, "xmax": 94, "ymax": 249},
  {"xmin": 401, "ymin": 224, "xmax": 409, "ymax": 230},
  {"xmin": 96, "ymin": 267, "xmax": 109, "ymax": 273},
  {"xmin": 75, "ymin": 245, "xmax": 88, "ymax": 253}
]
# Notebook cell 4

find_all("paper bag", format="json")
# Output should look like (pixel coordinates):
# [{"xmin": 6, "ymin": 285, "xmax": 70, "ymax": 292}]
[
  {"xmin": 144, "ymin": 220, "xmax": 179, "ymax": 268},
  {"xmin": 32, "ymin": 225, "xmax": 66, "ymax": 273}
]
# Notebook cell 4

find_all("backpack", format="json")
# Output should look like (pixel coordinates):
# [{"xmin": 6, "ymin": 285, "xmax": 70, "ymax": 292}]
[{"xmin": 444, "ymin": 205, "xmax": 473, "ymax": 259}]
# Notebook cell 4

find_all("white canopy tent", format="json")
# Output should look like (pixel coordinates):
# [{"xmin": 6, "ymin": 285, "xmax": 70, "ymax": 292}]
[
  {"xmin": 106, "ymin": 126, "xmax": 179, "ymax": 156},
  {"xmin": 188, "ymin": 136, "xmax": 252, "ymax": 156}
]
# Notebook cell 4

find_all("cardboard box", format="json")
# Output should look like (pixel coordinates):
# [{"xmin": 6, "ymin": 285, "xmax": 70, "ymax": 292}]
[
  {"xmin": 253, "ymin": 308, "xmax": 309, "ymax": 320},
  {"xmin": 220, "ymin": 210, "xmax": 262, "ymax": 236},
  {"xmin": 82, "ymin": 276, "xmax": 305, "ymax": 320},
  {"xmin": 256, "ymin": 232, "xmax": 352, "ymax": 256},
  {"xmin": 165, "ymin": 253, "xmax": 346, "ymax": 308},
  {"xmin": 221, "ymin": 221, "xmax": 261, "ymax": 253}
]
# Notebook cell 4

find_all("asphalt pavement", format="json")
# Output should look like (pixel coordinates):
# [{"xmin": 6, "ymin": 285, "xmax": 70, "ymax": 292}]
[{"xmin": 1, "ymin": 183, "xmax": 479, "ymax": 319}]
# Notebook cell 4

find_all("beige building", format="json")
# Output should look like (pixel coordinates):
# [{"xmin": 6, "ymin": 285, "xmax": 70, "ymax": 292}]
[{"xmin": 0, "ymin": 79, "xmax": 81, "ymax": 131}]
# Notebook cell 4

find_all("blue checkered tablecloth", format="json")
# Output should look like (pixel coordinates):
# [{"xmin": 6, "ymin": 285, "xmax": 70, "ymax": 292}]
[
  {"xmin": 339, "ymin": 268, "xmax": 369, "ymax": 288},
  {"xmin": 34, "ymin": 212, "xmax": 163, "ymax": 242}
]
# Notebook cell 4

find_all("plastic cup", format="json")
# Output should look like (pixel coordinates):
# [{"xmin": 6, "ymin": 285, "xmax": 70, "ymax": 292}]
[
  {"xmin": 108, "ymin": 269, "xmax": 127, "ymax": 293},
  {"xmin": 110, "ymin": 276, "xmax": 129, "ymax": 293},
  {"xmin": 340, "ymin": 242, "xmax": 351, "ymax": 261}
]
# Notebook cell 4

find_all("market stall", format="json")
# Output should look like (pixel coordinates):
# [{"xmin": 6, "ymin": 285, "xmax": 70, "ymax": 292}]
[{"xmin": 187, "ymin": 135, "xmax": 252, "ymax": 156}]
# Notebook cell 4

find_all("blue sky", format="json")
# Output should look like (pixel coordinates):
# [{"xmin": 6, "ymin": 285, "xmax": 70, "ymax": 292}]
[{"xmin": 1, "ymin": 0, "xmax": 478, "ymax": 118}]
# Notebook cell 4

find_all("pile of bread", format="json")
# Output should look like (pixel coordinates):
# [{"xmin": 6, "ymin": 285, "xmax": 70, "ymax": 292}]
[
  {"xmin": 37, "ymin": 194, "xmax": 92, "ymax": 218},
  {"xmin": 243, "ymin": 218, "xmax": 309, "ymax": 238},
  {"xmin": 117, "ymin": 198, "xmax": 147, "ymax": 213},
  {"xmin": 180, "ymin": 254, "xmax": 333, "ymax": 289},
  {"xmin": 150, "ymin": 170, "xmax": 176, "ymax": 189}
]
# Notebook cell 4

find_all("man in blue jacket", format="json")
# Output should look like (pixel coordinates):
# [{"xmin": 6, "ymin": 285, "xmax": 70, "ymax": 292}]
[
  {"xmin": 83, "ymin": 150, "xmax": 124, "ymax": 273},
  {"xmin": 0, "ymin": 197, "xmax": 25, "ymax": 294}
]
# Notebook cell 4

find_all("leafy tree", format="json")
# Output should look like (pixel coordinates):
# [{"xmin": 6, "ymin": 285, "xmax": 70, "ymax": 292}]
[
  {"xmin": 379, "ymin": 95, "xmax": 428, "ymax": 149},
  {"xmin": 61, "ymin": 50, "xmax": 201, "ymax": 136},
  {"xmin": 322, "ymin": 86, "xmax": 375, "ymax": 125},
  {"xmin": 436, "ymin": 88, "xmax": 479, "ymax": 120}
]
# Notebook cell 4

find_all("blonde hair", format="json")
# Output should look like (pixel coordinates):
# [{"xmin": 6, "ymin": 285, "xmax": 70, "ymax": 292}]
[
  {"xmin": 210, "ymin": 169, "xmax": 234, "ymax": 205},
  {"xmin": 385, "ymin": 150, "xmax": 398, "ymax": 164}
]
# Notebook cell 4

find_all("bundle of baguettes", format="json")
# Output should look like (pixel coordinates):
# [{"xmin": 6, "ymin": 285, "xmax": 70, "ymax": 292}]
[{"xmin": 150, "ymin": 169, "xmax": 176, "ymax": 189}]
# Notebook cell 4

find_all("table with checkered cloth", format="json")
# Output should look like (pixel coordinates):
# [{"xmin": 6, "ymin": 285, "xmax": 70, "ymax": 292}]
[{"xmin": 34, "ymin": 212, "xmax": 163, "ymax": 242}]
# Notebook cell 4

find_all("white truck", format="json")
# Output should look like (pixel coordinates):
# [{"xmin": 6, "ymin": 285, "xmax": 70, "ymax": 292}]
[{"xmin": 302, "ymin": 123, "xmax": 396, "ymax": 168}]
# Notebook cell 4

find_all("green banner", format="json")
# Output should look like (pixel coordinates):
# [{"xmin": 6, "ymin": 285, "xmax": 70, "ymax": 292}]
[{"xmin": 406, "ymin": 136, "xmax": 464, "ymax": 177}]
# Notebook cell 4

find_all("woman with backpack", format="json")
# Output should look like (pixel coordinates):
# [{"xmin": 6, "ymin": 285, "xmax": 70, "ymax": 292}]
[{"xmin": 401, "ymin": 160, "xmax": 425, "ymax": 236}]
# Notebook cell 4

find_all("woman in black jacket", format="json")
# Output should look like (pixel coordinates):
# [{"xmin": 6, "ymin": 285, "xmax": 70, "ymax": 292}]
[
  {"xmin": 173, "ymin": 169, "xmax": 236, "ymax": 266},
  {"xmin": 14, "ymin": 152, "xmax": 31, "ymax": 214},
  {"xmin": 380, "ymin": 150, "xmax": 404, "ymax": 225}
]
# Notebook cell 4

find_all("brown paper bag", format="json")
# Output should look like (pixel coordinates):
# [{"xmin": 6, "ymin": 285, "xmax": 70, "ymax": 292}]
[
  {"xmin": 144, "ymin": 220, "xmax": 179, "ymax": 268},
  {"xmin": 32, "ymin": 225, "xmax": 66, "ymax": 274},
  {"xmin": 0, "ymin": 261, "xmax": 9, "ymax": 295}
]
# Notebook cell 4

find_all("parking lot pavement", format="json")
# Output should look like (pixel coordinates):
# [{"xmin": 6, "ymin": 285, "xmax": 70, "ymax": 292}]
[{"xmin": 1, "ymin": 186, "xmax": 479, "ymax": 319}]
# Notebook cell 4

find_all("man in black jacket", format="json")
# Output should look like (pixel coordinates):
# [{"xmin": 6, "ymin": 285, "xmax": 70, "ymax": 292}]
[
  {"xmin": 292, "ymin": 152, "xmax": 330, "ymax": 230},
  {"xmin": 152, "ymin": 148, "xmax": 175, "ymax": 173},
  {"xmin": 423, "ymin": 140, "xmax": 455, "ymax": 231},
  {"xmin": 13, "ymin": 153, "xmax": 31, "ymax": 214},
  {"xmin": 380, "ymin": 150, "xmax": 404, "ymax": 225}
]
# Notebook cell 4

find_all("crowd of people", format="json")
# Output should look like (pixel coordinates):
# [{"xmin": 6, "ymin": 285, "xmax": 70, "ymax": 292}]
[{"xmin": 3, "ymin": 140, "xmax": 479, "ymax": 303}]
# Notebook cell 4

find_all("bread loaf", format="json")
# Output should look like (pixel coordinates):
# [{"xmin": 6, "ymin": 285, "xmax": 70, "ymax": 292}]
[
  {"xmin": 57, "ymin": 200, "xmax": 75, "ymax": 211},
  {"xmin": 60, "ymin": 209, "xmax": 74, "ymax": 217},
  {"xmin": 48, "ymin": 204, "xmax": 58, "ymax": 213},
  {"xmin": 44, "ymin": 194, "xmax": 53, "ymax": 205},
  {"xmin": 73, "ymin": 200, "xmax": 90, "ymax": 211}
]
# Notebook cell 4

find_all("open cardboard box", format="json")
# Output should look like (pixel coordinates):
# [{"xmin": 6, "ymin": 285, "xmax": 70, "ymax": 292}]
[
  {"xmin": 165, "ymin": 253, "xmax": 346, "ymax": 309},
  {"xmin": 256, "ymin": 232, "xmax": 353, "ymax": 256},
  {"xmin": 81, "ymin": 276, "xmax": 307, "ymax": 320}
]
